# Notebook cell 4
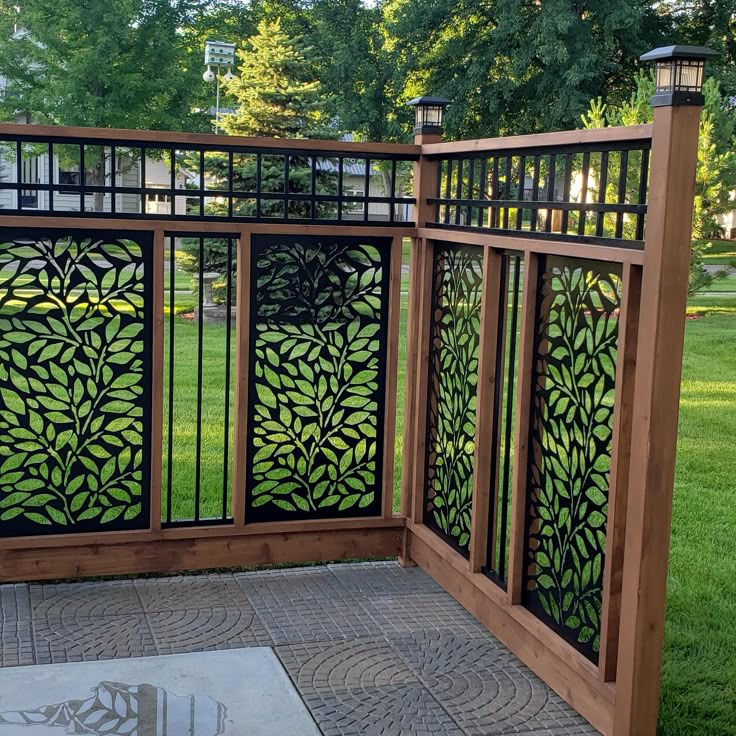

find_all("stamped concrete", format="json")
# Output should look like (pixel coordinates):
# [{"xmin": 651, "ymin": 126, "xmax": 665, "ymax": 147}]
[{"xmin": 0, "ymin": 560, "xmax": 600, "ymax": 735}]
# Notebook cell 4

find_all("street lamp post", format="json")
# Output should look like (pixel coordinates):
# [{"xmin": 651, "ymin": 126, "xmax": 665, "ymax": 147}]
[{"xmin": 203, "ymin": 40, "xmax": 236, "ymax": 134}]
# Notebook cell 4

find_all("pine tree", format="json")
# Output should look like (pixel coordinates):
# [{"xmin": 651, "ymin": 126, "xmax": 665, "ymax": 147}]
[
  {"xmin": 180, "ymin": 18, "xmax": 336, "ymax": 283},
  {"xmin": 219, "ymin": 18, "xmax": 333, "ymax": 139}
]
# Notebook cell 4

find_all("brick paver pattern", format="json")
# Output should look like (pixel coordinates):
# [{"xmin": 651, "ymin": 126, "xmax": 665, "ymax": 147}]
[{"xmin": 0, "ymin": 561, "xmax": 599, "ymax": 735}]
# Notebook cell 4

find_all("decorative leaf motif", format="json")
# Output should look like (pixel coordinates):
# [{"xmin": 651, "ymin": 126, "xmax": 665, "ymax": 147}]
[
  {"xmin": 423, "ymin": 245, "xmax": 484, "ymax": 555},
  {"xmin": 0, "ymin": 231, "xmax": 151, "ymax": 535},
  {"xmin": 523, "ymin": 256, "xmax": 622, "ymax": 662},
  {"xmin": 245, "ymin": 236, "xmax": 390, "ymax": 521}
]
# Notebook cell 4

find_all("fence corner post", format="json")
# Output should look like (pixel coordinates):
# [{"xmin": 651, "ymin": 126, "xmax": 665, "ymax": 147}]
[
  {"xmin": 399, "ymin": 127, "xmax": 441, "ymax": 566},
  {"xmin": 613, "ymin": 51, "xmax": 710, "ymax": 736}
]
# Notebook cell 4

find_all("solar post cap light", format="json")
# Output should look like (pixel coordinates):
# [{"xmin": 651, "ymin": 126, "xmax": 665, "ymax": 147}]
[
  {"xmin": 640, "ymin": 45, "xmax": 719, "ymax": 107},
  {"xmin": 203, "ymin": 40, "xmax": 237, "ymax": 134},
  {"xmin": 407, "ymin": 96, "xmax": 450, "ymax": 135}
]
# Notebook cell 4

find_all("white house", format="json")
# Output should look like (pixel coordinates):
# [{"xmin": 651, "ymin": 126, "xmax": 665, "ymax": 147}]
[{"xmin": 0, "ymin": 143, "xmax": 189, "ymax": 215}]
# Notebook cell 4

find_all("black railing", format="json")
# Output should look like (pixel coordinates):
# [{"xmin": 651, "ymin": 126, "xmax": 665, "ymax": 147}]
[
  {"xmin": 0, "ymin": 131, "xmax": 417, "ymax": 226},
  {"xmin": 163, "ymin": 233, "xmax": 238, "ymax": 527},
  {"xmin": 426, "ymin": 137, "xmax": 651, "ymax": 247},
  {"xmin": 483, "ymin": 253, "xmax": 523, "ymax": 589}
]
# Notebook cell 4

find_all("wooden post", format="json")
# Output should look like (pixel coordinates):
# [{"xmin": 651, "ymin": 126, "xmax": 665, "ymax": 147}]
[
  {"xmin": 149, "ymin": 228, "xmax": 166, "ymax": 532},
  {"xmin": 469, "ymin": 248, "xmax": 503, "ymax": 572},
  {"xmin": 598, "ymin": 262, "xmax": 642, "ymax": 683},
  {"xmin": 231, "ymin": 229, "xmax": 251, "ymax": 527},
  {"xmin": 382, "ymin": 235, "xmax": 403, "ymax": 519},
  {"xmin": 613, "ymin": 103, "xmax": 702, "ymax": 736},
  {"xmin": 400, "ymin": 130, "xmax": 441, "ymax": 564}
]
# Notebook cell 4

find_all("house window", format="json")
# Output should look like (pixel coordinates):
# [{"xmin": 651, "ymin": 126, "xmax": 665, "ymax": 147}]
[
  {"xmin": 145, "ymin": 187, "xmax": 172, "ymax": 214},
  {"xmin": 344, "ymin": 188, "xmax": 365, "ymax": 213},
  {"xmin": 58, "ymin": 168, "xmax": 80, "ymax": 185}
]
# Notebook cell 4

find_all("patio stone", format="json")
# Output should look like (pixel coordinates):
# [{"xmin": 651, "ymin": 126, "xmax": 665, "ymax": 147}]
[
  {"xmin": 147, "ymin": 606, "xmax": 272, "ymax": 653},
  {"xmin": 29, "ymin": 579, "xmax": 144, "ymax": 619},
  {"xmin": 388, "ymin": 631, "xmax": 598, "ymax": 735},
  {"xmin": 361, "ymin": 591, "xmax": 491, "ymax": 638},
  {"xmin": 275, "ymin": 637, "xmax": 418, "ymax": 695},
  {"xmin": 32, "ymin": 613, "xmax": 157, "ymax": 664},
  {"xmin": 0, "ymin": 561, "xmax": 601, "ymax": 735},
  {"xmin": 135, "ymin": 572, "xmax": 249, "ymax": 611},
  {"xmin": 301, "ymin": 684, "xmax": 465, "ymax": 735}
]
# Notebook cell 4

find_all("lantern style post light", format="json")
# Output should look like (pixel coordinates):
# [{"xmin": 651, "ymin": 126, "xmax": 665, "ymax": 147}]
[
  {"xmin": 640, "ymin": 45, "xmax": 718, "ymax": 107},
  {"xmin": 407, "ymin": 96, "xmax": 450, "ymax": 230},
  {"xmin": 203, "ymin": 40, "xmax": 237, "ymax": 134},
  {"xmin": 407, "ymin": 96, "xmax": 450, "ymax": 140}
]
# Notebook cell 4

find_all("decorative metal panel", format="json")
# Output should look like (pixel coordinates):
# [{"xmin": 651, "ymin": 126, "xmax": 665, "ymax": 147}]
[
  {"xmin": 523, "ymin": 255, "xmax": 622, "ymax": 661},
  {"xmin": 0, "ymin": 229, "xmax": 152, "ymax": 535},
  {"xmin": 423, "ymin": 243, "xmax": 484, "ymax": 555},
  {"xmin": 245, "ymin": 235, "xmax": 391, "ymax": 522}
]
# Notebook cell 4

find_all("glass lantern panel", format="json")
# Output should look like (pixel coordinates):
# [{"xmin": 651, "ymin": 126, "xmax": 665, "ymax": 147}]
[
  {"xmin": 655, "ymin": 61, "xmax": 674, "ymax": 91},
  {"xmin": 676, "ymin": 61, "xmax": 703, "ymax": 91}
]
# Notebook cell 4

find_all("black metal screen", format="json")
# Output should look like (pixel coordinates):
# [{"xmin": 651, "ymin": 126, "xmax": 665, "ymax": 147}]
[
  {"xmin": 0, "ymin": 228, "xmax": 152, "ymax": 535},
  {"xmin": 244, "ymin": 234, "xmax": 392, "ymax": 522},
  {"xmin": 484, "ymin": 253, "xmax": 523, "ymax": 588},
  {"xmin": 163, "ymin": 234, "xmax": 237, "ymax": 527},
  {"xmin": 428, "ymin": 140, "xmax": 651, "ymax": 247},
  {"xmin": 0, "ymin": 134, "xmax": 416, "ymax": 226},
  {"xmin": 523, "ymin": 255, "xmax": 623, "ymax": 661},
  {"xmin": 423, "ymin": 243, "xmax": 484, "ymax": 555}
]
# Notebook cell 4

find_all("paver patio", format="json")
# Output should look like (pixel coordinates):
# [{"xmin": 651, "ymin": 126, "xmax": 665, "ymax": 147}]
[{"xmin": 0, "ymin": 561, "xmax": 598, "ymax": 735}]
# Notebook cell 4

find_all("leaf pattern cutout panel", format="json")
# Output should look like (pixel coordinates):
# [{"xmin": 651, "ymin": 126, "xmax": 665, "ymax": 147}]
[
  {"xmin": 245, "ymin": 235, "xmax": 391, "ymax": 521},
  {"xmin": 523, "ymin": 255, "xmax": 622, "ymax": 662},
  {"xmin": 423, "ymin": 244, "xmax": 484, "ymax": 555},
  {"xmin": 0, "ymin": 230, "xmax": 152, "ymax": 535}
]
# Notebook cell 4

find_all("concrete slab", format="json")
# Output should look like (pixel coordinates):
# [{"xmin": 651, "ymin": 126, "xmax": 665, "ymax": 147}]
[{"xmin": 0, "ymin": 648, "xmax": 320, "ymax": 736}]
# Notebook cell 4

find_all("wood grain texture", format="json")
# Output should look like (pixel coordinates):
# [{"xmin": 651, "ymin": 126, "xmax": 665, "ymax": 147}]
[
  {"xmin": 231, "ymin": 230, "xmax": 251, "ymax": 527},
  {"xmin": 506, "ymin": 252, "xmax": 540, "ymax": 604},
  {"xmin": 0, "ymin": 122, "xmax": 420, "ymax": 156},
  {"xmin": 420, "ymin": 124, "xmax": 652, "ymax": 156},
  {"xmin": 0, "ymin": 216, "xmax": 415, "ymax": 238},
  {"xmin": 382, "ymin": 235, "xmax": 404, "ymax": 519},
  {"xmin": 468, "ymin": 249, "xmax": 504, "ymax": 572},
  {"xmin": 418, "ymin": 228, "xmax": 645, "ymax": 265},
  {"xmin": 0, "ymin": 525, "xmax": 403, "ymax": 582},
  {"xmin": 613, "ymin": 105, "xmax": 702, "ymax": 736},
  {"xmin": 598, "ymin": 263, "xmax": 642, "ymax": 683},
  {"xmin": 399, "ymin": 237, "xmax": 422, "ymax": 519},
  {"xmin": 149, "ymin": 228, "xmax": 165, "ymax": 532},
  {"xmin": 409, "ymin": 239, "xmax": 436, "ymax": 525}
]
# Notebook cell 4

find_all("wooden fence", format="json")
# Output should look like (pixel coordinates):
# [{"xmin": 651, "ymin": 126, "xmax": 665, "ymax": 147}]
[{"xmin": 0, "ymin": 105, "xmax": 702, "ymax": 736}]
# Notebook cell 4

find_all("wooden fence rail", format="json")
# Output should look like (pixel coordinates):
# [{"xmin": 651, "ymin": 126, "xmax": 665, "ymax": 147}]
[{"xmin": 0, "ymin": 110, "xmax": 702, "ymax": 736}]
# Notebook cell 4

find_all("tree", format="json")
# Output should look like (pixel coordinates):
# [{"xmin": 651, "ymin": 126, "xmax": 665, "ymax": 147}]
[
  {"xmin": 377, "ymin": 0, "xmax": 668, "ymax": 140},
  {"xmin": 661, "ymin": 0, "xmax": 736, "ymax": 96},
  {"xmin": 218, "ymin": 17, "xmax": 333, "ymax": 139},
  {"xmin": 0, "ymin": 0, "xmax": 208, "ymax": 210},
  {"xmin": 0, "ymin": 0, "xmax": 202, "ymax": 130},
  {"xmin": 582, "ymin": 71, "xmax": 736, "ymax": 296},
  {"xmin": 179, "ymin": 18, "xmax": 336, "ymax": 285}
]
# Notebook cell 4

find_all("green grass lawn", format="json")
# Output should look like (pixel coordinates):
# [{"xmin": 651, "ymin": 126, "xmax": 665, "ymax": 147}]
[
  {"xmin": 701, "ymin": 239, "xmax": 736, "ymax": 266},
  {"xmin": 659, "ymin": 296, "xmax": 736, "ymax": 736}
]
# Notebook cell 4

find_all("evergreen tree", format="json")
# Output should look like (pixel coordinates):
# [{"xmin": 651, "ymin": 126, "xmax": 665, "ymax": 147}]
[
  {"xmin": 180, "ymin": 18, "xmax": 336, "ymax": 283},
  {"xmin": 218, "ymin": 18, "xmax": 333, "ymax": 139}
]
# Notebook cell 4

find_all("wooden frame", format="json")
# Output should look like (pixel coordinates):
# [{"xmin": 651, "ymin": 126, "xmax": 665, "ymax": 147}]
[{"xmin": 0, "ymin": 114, "xmax": 702, "ymax": 736}]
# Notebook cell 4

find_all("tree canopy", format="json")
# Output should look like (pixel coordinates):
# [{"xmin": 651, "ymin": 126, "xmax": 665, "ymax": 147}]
[{"xmin": 0, "ymin": 0, "xmax": 731, "ymax": 143}]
